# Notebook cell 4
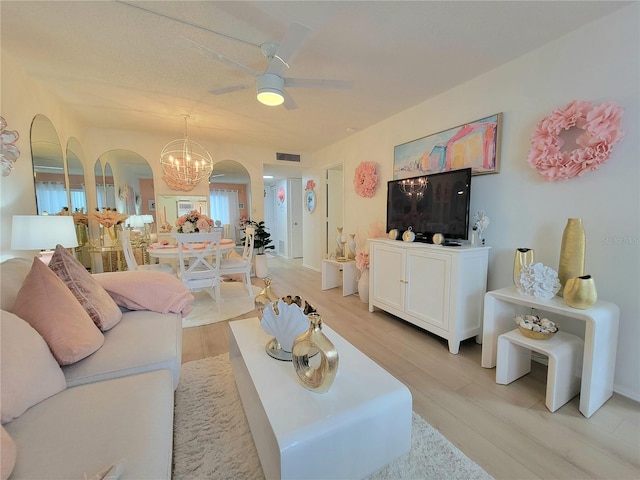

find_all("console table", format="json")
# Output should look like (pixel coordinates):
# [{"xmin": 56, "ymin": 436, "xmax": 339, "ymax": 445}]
[
  {"xmin": 321, "ymin": 258, "xmax": 358, "ymax": 296},
  {"xmin": 481, "ymin": 286, "xmax": 619, "ymax": 417}
]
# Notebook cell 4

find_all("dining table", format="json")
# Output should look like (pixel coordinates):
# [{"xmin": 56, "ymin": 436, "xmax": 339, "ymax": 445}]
[{"xmin": 146, "ymin": 238, "xmax": 237, "ymax": 260}]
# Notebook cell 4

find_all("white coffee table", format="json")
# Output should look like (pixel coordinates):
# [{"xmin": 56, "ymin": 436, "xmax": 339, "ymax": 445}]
[{"xmin": 229, "ymin": 318, "xmax": 412, "ymax": 480}]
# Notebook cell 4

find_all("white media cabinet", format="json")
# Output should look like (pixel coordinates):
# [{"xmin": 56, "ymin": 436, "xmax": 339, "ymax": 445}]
[{"xmin": 368, "ymin": 239, "xmax": 490, "ymax": 354}]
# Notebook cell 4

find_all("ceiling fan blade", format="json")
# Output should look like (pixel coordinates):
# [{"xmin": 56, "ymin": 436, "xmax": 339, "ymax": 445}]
[
  {"xmin": 209, "ymin": 84, "xmax": 250, "ymax": 95},
  {"xmin": 282, "ymin": 90, "xmax": 299, "ymax": 110},
  {"xmin": 181, "ymin": 35, "xmax": 259, "ymax": 78},
  {"xmin": 265, "ymin": 22, "xmax": 311, "ymax": 76},
  {"xmin": 285, "ymin": 78, "xmax": 353, "ymax": 90}
]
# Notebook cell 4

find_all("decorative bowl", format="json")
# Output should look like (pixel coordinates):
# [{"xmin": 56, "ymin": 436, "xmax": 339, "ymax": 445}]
[
  {"xmin": 261, "ymin": 300, "xmax": 310, "ymax": 359},
  {"xmin": 514, "ymin": 314, "xmax": 558, "ymax": 340}
]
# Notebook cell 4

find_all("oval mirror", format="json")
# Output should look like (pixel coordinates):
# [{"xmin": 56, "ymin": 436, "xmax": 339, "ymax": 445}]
[
  {"xmin": 31, "ymin": 114, "xmax": 67, "ymax": 215},
  {"xmin": 210, "ymin": 159, "xmax": 251, "ymax": 243},
  {"xmin": 66, "ymin": 137, "xmax": 86, "ymax": 213}
]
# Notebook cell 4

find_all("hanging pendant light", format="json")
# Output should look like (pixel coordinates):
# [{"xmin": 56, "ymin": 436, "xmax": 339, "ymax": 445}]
[{"xmin": 160, "ymin": 115, "xmax": 213, "ymax": 191}]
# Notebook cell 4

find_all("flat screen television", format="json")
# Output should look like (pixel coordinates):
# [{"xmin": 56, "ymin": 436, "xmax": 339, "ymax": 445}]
[{"xmin": 386, "ymin": 168, "xmax": 472, "ymax": 242}]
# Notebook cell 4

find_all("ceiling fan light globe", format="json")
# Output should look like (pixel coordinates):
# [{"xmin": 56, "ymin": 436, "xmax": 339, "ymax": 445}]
[
  {"xmin": 256, "ymin": 73, "xmax": 285, "ymax": 106},
  {"xmin": 257, "ymin": 90, "xmax": 284, "ymax": 106}
]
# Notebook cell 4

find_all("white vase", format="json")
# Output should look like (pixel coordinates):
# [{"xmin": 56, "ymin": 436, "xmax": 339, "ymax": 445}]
[
  {"xmin": 255, "ymin": 253, "xmax": 268, "ymax": 278},
  {"xmin": 358, "ymin": 269, "xmax": 369, "ymax": 304},
  {"xmin": 348, "ymin": 233, "xmax": 356, "ymax": 260}
]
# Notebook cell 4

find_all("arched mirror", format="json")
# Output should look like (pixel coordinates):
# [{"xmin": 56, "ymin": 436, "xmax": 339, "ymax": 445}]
[
  {"xmin": 104, "ymin": 163, "xmax": 116, "ymax": 210},
  {"xmin": 31, "ymin": 115, "xmax": 67, "ymax": 215},
  {"xmin": 66, "ymin": 137, "xmax": 86, "ymax": 213},
  {"xmin": 94, "ymin": 160, "xmax": 105, "ymax": 210},
  {"xmin": 210, "ymin": 159, "xmax": 251, "ymax": 243},
  {"xmin": 97, "ymin": 148, "xmax": 155, "ymax": 222}
]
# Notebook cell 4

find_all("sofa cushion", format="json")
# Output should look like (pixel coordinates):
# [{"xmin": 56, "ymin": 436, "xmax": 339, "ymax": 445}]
[
  {"xmin": 0, "ymin": 257, "xmax": 32, "ymax": 311},
  {"xmin": 49, "ymin": 244, "xmax": 123, "ymax": 331},
  {"xmin": 3, "ymin": 370, "xmax": 174, "ymax": 480},
  {"xmin": 12, "ymin": 258, "xmax": 104, "ymax": 366},
  {"xmin": 1, "ymin": 426, "xmax": 16, "ymax": 480},
  {"xmin": 0, "ymin": 310, "xmax": 67, "ymax": 424},
  {"xmin": 62, "ymin": 310, "xmax": 182, "ymax": 390}
]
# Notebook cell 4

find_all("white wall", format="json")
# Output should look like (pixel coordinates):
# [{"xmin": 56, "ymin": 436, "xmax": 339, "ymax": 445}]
[{"xmin": 307, "ymin": 5, "xmax": 640, "ymax": 400}]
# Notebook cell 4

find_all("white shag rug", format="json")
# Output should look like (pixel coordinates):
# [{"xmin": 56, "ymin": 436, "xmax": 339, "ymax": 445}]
[
  {"xmin": 182, "ymin": 283, "xmax": 260, "ymax": 328},
  {"xmin": 173, "ymin": 354, "xmax": 494, "ymax": 480}
]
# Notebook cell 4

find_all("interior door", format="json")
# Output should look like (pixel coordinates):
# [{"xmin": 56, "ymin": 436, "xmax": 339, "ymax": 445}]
[
  {"xmin": 326, "ymin": 165, "xmax": 343, "ymax": 256},
  {"xmin": 290, "ymin": 178, "xmax": 303, "ymax": 258}
]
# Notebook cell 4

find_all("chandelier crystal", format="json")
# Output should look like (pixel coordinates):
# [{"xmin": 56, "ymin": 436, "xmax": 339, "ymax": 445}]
[
  {"xmin": 160, "ymin": 115, "xmax": 213, "ymax": 191},
  {"xmin": 399, "ymin": 176, "xmax": 428, "ymax": 197}
]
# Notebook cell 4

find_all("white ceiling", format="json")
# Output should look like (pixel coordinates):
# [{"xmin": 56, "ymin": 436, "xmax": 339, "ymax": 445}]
[{"xmin": 1, "ymin": 0, "xmax": 629, "ymax": 160}]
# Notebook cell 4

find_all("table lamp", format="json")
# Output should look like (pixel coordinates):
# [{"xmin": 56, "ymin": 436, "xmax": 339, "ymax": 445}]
[{"xmin": 11, "ymin": 215, "xmax": 79, "ymax": 264}]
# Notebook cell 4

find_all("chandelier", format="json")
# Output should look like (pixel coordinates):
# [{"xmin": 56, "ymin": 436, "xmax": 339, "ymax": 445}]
[
  {"xmin": 160, "ymin": 115, "xmax": 213, "ymax": 191},
  {"xmin": 399, "ymin": 176, "xmax": 428, "ymax": 197}
]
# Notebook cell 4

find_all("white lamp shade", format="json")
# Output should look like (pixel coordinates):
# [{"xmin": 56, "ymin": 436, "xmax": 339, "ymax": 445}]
[
  {"xmin": 125, "ymin": 215, "xmax": 146, "ymax": 228},
  {"xmin": 142, "ymin": 214, "xmax": 154, "ymax": 224},
  {"xmin": 11, "ymin": 215, "xmax": 79, "ymax": 251}
]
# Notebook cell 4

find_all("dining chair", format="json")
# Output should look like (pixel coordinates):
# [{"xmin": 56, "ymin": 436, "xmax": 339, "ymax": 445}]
[
  {"xmin": 172, "ymin": 230, "xmax": 223, "ymax": 312},
  {"xmin": 219, "ymin": 226, "xmax": 255, "ymax": 296},
  {"xmin": 119, "ymin": 230, "xmax": 174, "ymax": 274}
]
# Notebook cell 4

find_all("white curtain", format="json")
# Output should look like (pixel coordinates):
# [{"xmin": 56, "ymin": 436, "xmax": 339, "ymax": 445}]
[
  {"xmin": 210, "ymin": 189, "xmax": 240, "ymax": 241},
  {"xmin": 35, "ymin": 181, "xmax": 67, "ymax": 215},
  {"xmin": 70, "ymin": 188, "xmax": 87, "ymax": 213}
]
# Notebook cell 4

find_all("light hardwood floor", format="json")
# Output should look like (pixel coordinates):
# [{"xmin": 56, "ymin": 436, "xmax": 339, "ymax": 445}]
[{"xmin": 182, "ymin": 255, "xmax": 640, "ymax": 480}]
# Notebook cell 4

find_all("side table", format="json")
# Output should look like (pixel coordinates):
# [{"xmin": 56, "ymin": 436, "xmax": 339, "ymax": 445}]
[
  {"xmin": 481, "ymin": 286, "xmax": 619, "ymax": 417},
  {"xmin": 321, "ymin": 259, "xmax": 358, "ymax": 296}
]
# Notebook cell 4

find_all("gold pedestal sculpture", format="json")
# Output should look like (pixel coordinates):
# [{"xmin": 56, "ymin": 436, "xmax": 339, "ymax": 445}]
[{"xmin": 292, "ymin": 313, "xmax": 339, "ymax": 394}]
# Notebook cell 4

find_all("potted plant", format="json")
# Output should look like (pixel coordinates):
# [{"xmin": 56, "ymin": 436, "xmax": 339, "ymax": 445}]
[{"xmin": 243, "ymin": 220, "xmax": 274, "ymax": 278}]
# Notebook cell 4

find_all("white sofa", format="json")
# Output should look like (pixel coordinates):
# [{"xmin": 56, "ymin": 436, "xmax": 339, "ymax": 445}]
[{"xmin": 0, "ymin": 257, "xmax": 184, "ymax": 480}]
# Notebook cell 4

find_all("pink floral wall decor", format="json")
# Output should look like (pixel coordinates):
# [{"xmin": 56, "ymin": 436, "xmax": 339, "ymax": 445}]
[
  {"xmin": 277, "ymin": 186, "xmax": 285, "ymax": 204},
  {"xmin": 1, "ymin": 116, "xmax": 20, "ymax": 177},
  {"xmin": 305, "ymin": 179, "xmax": 316, "ymax": 191},
  {"xmin": 527, "ymin": 100, "xmax": 624, "ymax": 182},
  {"xmin": 353, "ymin": 161, "xmax": 378, "ymax": 198}
]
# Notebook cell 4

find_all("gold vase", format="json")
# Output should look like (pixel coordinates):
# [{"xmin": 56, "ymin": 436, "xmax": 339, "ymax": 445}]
[
  {"xmin": 292, "ymin": 313, "xmax": 339, "ymax": 394},
  {"xmin": 513, "ymin": 248, "xmax": 535, "ymax": 290},
  {"xmin": 254, "ymin": 278, "xmax": 280, "ymax": 319},
  {"xmin": 557, "ymin": 218, "xmax": 585, "ymax": 297},
  {"xmin": 563, "ymin": 275, "xmax": 597, "ymax": 309}
]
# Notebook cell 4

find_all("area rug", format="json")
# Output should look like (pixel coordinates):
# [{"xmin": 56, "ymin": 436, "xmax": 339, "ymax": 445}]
[
  {"xmin": 182, "ymin": 283, "xmax": 261, "ymax": 328},
  {"xmin": 173, "ymin": 354, "xmax": 494, "ymax": 480}
]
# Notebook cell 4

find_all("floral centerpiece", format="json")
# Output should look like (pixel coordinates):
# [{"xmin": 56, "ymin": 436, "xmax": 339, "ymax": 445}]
[
  {"xmin": 176, "ymin": 210, "xmax": 213, "ymax": 233},
  {"xmin": 91, "ymin": 208, "xmax": 128, "ymax": 227},
  {"xmin": 355, "ymin": 250, "xmax": 369, "ymax": 272}
]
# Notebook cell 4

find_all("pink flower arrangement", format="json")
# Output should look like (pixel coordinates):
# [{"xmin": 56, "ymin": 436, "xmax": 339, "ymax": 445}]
[
  {"xmin": 277, "ymin": 186, "xmax": 285, "ymax": 203},
  {"xmin": 353, "ymin": 161, "xmax": 378, "ymax": 198},
  {"xmin": 305, "ymin": 179, "xmax": 316, "ymax": 191},
  {"xmin": 527, "ymin": 100, "xmax": 624, "ymax": 182},
  {"xmin": 355, "ymin": 250, "xmax": 370, "ymax": 271},
  {"xmin": 91, "ymin": 209, "xmax": 128, "ymax": 227},
  {"xmin": 176, "ymin": 210, "xmax": 213, "ymax": 233}
]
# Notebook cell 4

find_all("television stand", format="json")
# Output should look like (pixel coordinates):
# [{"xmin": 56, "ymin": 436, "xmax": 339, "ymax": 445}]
[{"xmin": 369, "ymin": 239, "xmax": 490, "ymax": 354}]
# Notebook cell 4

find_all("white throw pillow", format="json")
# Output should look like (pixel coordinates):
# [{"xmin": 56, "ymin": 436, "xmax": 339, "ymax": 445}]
[
  {"xmin": 0, "ymin": 257, "xmax": 32, "ymax": 311},
  {"xmin": 0, "ymin": 309, "xmax": 67, "ymax": 424}
]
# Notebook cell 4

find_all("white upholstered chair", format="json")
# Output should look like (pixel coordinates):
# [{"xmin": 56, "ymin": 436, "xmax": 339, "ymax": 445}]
[
  {"xmin": 172, "ymin": 230, "xmax": 223, "ymax": 312},
  {"xmin": 119, "ymin": 230, "xmax": 174, "ymax": 274},
  {"xmin": 219, "ymin": 226, "xmax": 255, "ymax": 296}
]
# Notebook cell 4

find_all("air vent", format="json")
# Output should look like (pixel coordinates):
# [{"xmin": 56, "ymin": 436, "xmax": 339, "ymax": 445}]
[{"xmin": 276, "ymin": 152, "xmax": 301, "ymax": 162}]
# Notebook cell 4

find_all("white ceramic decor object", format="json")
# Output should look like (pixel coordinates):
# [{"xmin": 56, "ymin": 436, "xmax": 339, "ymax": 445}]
[{"xmin": 260, "ymin": 300, "xmax": 309, "ymax": 355}]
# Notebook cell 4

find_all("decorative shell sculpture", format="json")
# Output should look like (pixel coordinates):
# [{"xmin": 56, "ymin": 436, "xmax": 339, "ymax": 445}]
[
  {"xmin": 261, "ymin": 300, "xmax": 310, "ymax": 353},
  {"xmin": 517, "ymin": 262, "xmax": 561, "ymax": 299}
]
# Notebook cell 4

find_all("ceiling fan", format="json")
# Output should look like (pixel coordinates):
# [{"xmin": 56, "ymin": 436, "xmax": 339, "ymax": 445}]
[{"xmin": 185, "ymin": 23, "xmax": 352, "ymax": 110}]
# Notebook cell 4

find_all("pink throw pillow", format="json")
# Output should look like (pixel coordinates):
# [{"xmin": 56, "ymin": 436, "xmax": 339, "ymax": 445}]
[
  {"xmin": 49, "ymin": 245, "xmax": 122, "ymax": 331},
  {"xmin": 1, "ymin": 426, "xmax": 16, "ymax": 479},
  {"xmin": 12, "ymin": 258, "xmax": 104, "ymax": 366},
  {"xmin": 1, "ymin": 310, "xmax": 67, "ymax": 424}
]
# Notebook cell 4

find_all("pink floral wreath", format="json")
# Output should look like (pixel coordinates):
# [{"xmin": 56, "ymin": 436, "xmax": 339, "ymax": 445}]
[
  {"xmin": 353, "ymin": 161, "xmax": 378, "ymax": 198},
  {"xmin": 527, "ymin": 100, "xmax": 624, "ymax": 182}
]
